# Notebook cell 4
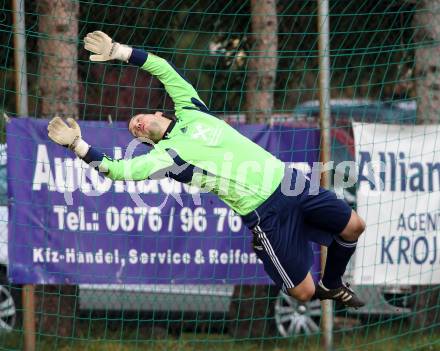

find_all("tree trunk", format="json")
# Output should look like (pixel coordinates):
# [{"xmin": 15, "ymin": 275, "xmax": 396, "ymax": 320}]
[
  {"xmin": 245, "ymin": 0, "xmax": 278, "ymax": 123},
  {"xmin": 38, "ymin": 0, "xmax": 79, "ymax": 117},
  {"xmin": 411, "ymin": 0, "xmax": 440, "ymax": 329},
  {"xmin": 36, "ymin": 0, "xmax": 79, "ymax": 337},
  {"xmin": 413, "ymin": 0, "xmax": 440, "ymax": 124},
  {"xmin": 229, "ymin": 2, "xmax": 278, "ymax": 336}
]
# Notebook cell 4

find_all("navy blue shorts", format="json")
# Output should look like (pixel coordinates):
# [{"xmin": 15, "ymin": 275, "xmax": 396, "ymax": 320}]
[{"xmin": 241, "ymin": 169, "xmax": 352, "ymax": 291}]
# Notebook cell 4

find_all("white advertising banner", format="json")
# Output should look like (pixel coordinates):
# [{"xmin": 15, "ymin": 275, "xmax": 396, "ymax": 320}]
[{"xmin": 353, "ymin": 122, "xmax": 440, "ymax": 285}]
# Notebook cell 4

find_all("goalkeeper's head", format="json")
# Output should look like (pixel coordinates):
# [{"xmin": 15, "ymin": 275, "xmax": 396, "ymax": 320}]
[{"xmin": 128, "ymin": 112, "xmax": 175, "ymax": 144}]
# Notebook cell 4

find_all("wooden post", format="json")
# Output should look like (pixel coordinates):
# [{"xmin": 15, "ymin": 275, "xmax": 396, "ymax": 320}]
[
  {"xmin": 12, "ymin": 0, "xmax": 35, "ymax": 349},
  {"xmin": 22, "ymin": 285, "xmax": 36, "ymax": 351},
  {"xmin": 317, "ymin": 1, "xmax": 333, "ymax": 350}
]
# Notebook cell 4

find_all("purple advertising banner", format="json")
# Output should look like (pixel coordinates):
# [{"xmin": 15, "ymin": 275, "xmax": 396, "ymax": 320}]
[{"xmin": 7, "ymin": 118, "xmax": 320, "ymax": 284}]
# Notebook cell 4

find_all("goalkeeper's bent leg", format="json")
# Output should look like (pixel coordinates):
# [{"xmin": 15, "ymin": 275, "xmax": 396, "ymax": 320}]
[{"xmin": 322, "ymin": 210, "xmax": 365, "ymax": 289}]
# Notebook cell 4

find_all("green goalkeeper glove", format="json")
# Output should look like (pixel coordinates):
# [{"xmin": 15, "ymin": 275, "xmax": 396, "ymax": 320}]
[
  {"xmin": 47, "ymin": 117, "xmax": 89, "ymax": 158},
  {"xmin": 84, "ymin": 31, "xmax": 132, "ymax": 62}
]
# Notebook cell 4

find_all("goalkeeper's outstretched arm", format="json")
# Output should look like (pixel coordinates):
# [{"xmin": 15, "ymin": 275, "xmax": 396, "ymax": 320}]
[
  {"xmin": 47, "ymin": 117, "xmax": 175, "ymax": 181},
  {"xmin": 84, "ymin": 31, "xmax": 208, "ymax": 115},
  {"xmin": 47, "ymin": 31, "xmax": 212, "ymax": 180}
]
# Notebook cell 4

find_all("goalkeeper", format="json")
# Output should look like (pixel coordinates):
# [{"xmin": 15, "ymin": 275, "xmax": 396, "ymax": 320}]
[{"xmin": 48, "ymin": 31, "xmax": 366, "ymax": 308}]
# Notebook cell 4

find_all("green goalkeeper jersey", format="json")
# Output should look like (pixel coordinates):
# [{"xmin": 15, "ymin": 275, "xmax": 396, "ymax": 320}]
[{"xmin": 86, "ymin": 49, "xmax": 285, "ymax": 216}]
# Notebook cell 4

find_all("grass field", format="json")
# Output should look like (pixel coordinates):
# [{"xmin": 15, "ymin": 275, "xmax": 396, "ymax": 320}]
[{"xmin": 0, "ymin": 321, "xmax": 438, "ymax": 351}]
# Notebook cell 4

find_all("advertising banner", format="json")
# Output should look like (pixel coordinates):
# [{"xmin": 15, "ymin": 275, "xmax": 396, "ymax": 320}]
[
  {"xmin": 8, "ymin": 118, "xmax": 320, "ymax": 284},
  {"xmin": 353, "ymin": 122, "xmax": 440, "ymax": 285}
]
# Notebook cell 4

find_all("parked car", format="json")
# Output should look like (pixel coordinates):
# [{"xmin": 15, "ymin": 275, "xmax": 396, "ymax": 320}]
[{"xmin": 272, "ymin": 99, "xmax": 416, "ymax": 337}]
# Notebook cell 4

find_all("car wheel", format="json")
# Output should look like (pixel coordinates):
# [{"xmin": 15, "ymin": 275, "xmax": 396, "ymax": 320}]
[
  {"xmin": 274, "ymin": 291, "xmax": 321, "ymax": 337},
  {"xmin": 0, "ymin": 270, "xmax": 21, "ymax": 332}
]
